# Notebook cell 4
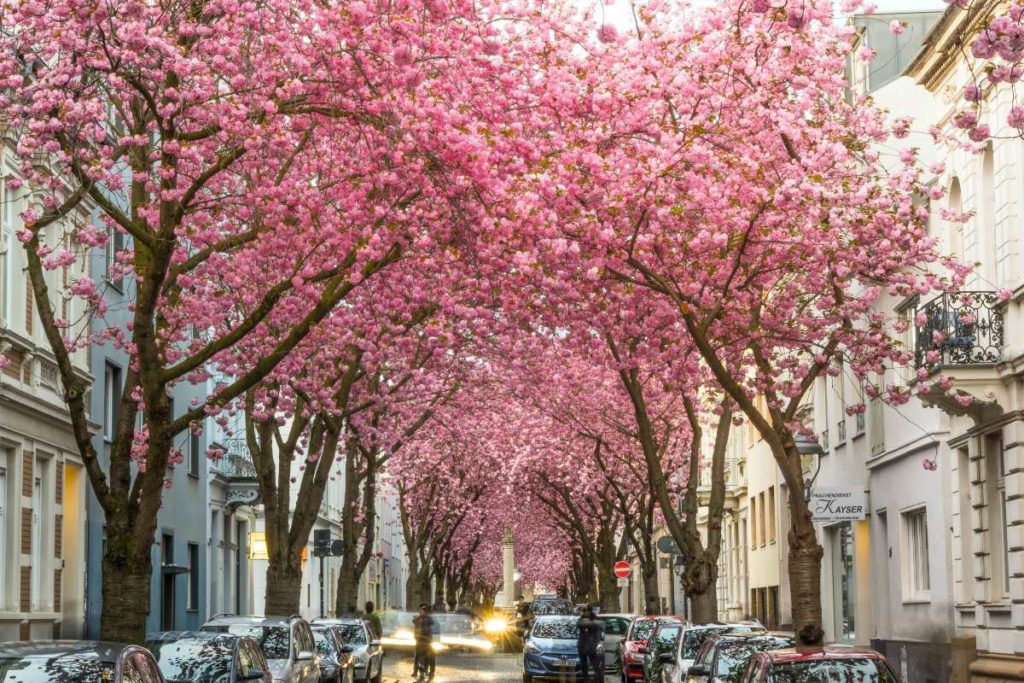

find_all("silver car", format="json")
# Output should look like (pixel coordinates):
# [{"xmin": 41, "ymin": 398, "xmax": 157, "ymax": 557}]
[
  {"xmin": 312, "ymin": 619, "xmax": 384, "ymax": 683},
  {"xmin": 659, "ymin": 623, "xmax": 762, "ymax": 683},
  {"xmin": 596, "ymin": 613, "xmax": 635, "ymax": 673},
  {"xmin": 201, "ymin": 615, "xmax": 320, "ymax": 683}
]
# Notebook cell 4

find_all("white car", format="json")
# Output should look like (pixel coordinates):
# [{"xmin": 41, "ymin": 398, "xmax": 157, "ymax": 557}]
[
  {"xmin": 596, "ymin": 613, "xmax": 635, "ymax": 673},
  {"xmin": 313, "ymin": 618, "xmax": 385, "ymax": 683},
  {"xmin": 659, "ymin": 623, "xmax": 761, "ymax": 683},
  {"xmin": 201, "ymin": 615, "xmax": 321, "ymax": 683}
]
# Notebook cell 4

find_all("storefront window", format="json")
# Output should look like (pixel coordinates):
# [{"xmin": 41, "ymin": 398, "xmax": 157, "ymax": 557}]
[{"xmin": 832, "ymin": 523, "xmax": 856, "ymax": 642}]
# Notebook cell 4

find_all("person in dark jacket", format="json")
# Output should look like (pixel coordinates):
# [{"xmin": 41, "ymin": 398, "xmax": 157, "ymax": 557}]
[
  {"xmin": 576, "ymin": 605, "xmax": 604, "ymax": 682},
  {"xmin": 413, "ymin": 603, "xmax": 436, "ymax": 681},
  {"xmin": 364, "ymin": 601, "xmax": 382, "ymax": 639}
]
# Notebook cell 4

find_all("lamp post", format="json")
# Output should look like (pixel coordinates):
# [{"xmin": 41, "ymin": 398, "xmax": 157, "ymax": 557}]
[{"xmin": 794, "ymin": 434, "xmax": 825, "ymax": 503}]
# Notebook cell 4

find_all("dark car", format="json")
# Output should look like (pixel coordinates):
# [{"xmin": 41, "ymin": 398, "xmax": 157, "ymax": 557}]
[
  {"xmin": 146, "ymin": 631, "xmax": 272, "ymax": 683},
  {"xmin": 0, "ymin": 641, "xmax": 164, "ymax": 683},
  {"xmin": 311, "ymin": 626, "xmax": 355, "ymax": 683},
  {"xmin": 738, "ymin": 646, "xmax": 901, "ymax": 683},
  {"xmin": 640, "ymin": 619, "xmax": 684, "ymax": 682},
  {"xmin": 618, "ymin": 616, "xmax": 676, "ymax": 683},
  {"xmin": 523, "ymin": 615, "xmax": 602, "ymax": 681},
  {"xmin": 683, "ymin": 632, "xmax": 796, "ymax": 683},
  {"xmin": 200, "ymin": 615, "xmax": 319, "ymax": 683}
]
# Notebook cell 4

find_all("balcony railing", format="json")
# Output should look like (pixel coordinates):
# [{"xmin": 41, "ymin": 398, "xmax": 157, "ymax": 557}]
[
  {"xmin": 914, "ymin": 291, "xmax": 1004, "ymax": 369},
  {"xmin": 216, "ymin": 438, "xmax": 257, "ymax": 479}
]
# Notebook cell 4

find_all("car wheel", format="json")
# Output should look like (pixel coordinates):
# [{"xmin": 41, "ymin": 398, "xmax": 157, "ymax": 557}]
[
  {"xmin": 370, "ymin": 662, "xmax": 382, "ymax": 683},
  {"xmin": 522, "ymin": 674, "xmax": 533, "ymax": 683}
]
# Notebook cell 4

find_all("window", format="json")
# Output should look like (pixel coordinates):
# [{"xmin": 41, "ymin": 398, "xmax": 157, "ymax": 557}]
[
  {"xmin": 31, "ymin": 473, "xmax": 42, "ymax": 609},
  {"xmin": 0, "ymin": 450, "xmax": 7, "ymax": 609},
  {"xmin": 188, "ymin": 430, "xmax": 200, "ymax": 477},
  {"xmin": 990, "ymin": 436, "xmax": 1010, "ymax": 597},
  {"xmin": 105, "ymin": 226, "xmax": 125, "ymax": 291},
  {"xmin": 767, "ymin": 486, "xmax": 777, "ymax": 543},
  {"xmin": 187, "ymin": 542, "xmax": 199, "ymax": 610},
  {"xmin": 750, "ymin": 496, "xmax": 758, "ymax": 549},
  {"xmin": 902, "ymin": 507, "xmax": 930, "ymax": 600},
  {"xmin": 103, "ymin": 363, "xmax": 122, "ymax": 441},
  {"xmin": 758, "ymin": 492, "xmax": 767, "ymax": 546}
]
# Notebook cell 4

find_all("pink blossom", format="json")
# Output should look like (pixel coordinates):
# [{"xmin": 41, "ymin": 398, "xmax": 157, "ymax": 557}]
[
  {"xmin": 597, "ymin": 24, "xmax": 619, "ymax": 44},
  {"xmin": 889, "ymin": 20, "xmax": 905, "ymax": 35}
]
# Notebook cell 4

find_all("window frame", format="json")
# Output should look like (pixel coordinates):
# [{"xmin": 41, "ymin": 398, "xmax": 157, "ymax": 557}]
[
  {"xmin": 187, "ymin": 541, "xmax": 200, "ymax": 611},
  {"xmin": 104, "ymin": 362, "xmax": 122, "ymax": 442},
  {"xmin": 901, "ymin": 506, "xmax": 931, "ymax": 602}
]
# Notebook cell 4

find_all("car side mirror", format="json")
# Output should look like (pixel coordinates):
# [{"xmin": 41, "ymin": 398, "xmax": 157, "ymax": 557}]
[
  {"xmin": 688, "ymin": 665, "xmax": 708, "ymax": 677},
  {"xmin": 370, "ymin": 640, "xmax": 382, "ymax": 647},
  {"xmin": 340, "ymin": 645, "xmax": 353, "ymax": 653},
  {"xmin": 240, "ymin": 670, "xmax": 265, "ymax": 680},
  {"xmin": 296, "ymin": 650, "xmax": 315, "ymax": 661},
  {"xmin": 658, "ymin": 652, "xmax": 674, "ymax": 664}
]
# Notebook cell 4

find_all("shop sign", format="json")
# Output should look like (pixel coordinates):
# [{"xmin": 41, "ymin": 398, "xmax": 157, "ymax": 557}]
[
  {"xmin": 249, "ymin": 532, "xmax": 269, "ymax": 560},
  {"xmin": 808, "ymin": 487, "xmax": 867, "ymax": 522}
]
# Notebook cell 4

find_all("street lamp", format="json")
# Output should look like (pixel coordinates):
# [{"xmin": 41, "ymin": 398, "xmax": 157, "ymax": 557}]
[{"xmin": 794, "ymin": 434, "xmax": 825, "ymax": 503}]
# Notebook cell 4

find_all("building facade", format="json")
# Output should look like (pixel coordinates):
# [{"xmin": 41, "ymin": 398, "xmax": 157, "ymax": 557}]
[{"xmin": 0, "ymin": 146, "xmax": 93, "ymax": 641}]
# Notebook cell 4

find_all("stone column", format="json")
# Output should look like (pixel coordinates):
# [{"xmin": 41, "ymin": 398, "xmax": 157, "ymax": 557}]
[{"xmin": 500, "ymin": 529, "xmax": 515, "ymax": 608}]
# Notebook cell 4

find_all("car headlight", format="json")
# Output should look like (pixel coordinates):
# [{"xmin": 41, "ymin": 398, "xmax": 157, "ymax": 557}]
[
  {"xmin": 484, "ymin": 618, "xmax": 509, "ymax": 634},
  {"xmin": 431, "ymin": 642, "xmax": 446, "ymax": 653},
  {"xmin": 524, "ymin": 641, "xmax": 541, "ymax": 654},
  {"xmin": 352, "ymin": 652, "xmax": 369, "ymax": 666}
]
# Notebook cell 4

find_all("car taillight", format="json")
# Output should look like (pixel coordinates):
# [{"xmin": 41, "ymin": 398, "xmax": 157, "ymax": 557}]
[{"xmin": 623, "ymin": 641, "xmax": 648, "ymax": 663}]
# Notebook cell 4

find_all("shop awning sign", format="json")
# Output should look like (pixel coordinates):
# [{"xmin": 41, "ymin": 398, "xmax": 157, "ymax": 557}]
[{"xmin": 809, "ymin": 487, "xmax": 867, "ymax": 522}]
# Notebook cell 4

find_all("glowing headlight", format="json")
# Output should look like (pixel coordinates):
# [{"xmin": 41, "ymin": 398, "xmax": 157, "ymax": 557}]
[
  {"xmin": 394, "ymin": 629, "xmax": 415, "ymax": 640},
  {"xmin": 484, "ymin": 618, "xmax": 509, "ymax": 634},
  {"xmin": 430, "ymin": 642, "xmax": 446, "ymax": 653}
]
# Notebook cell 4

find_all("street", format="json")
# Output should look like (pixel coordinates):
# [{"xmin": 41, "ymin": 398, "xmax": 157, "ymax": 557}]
[{"xmin": 381, "ymin": 652, "xmax": 616, "ymax": 683}]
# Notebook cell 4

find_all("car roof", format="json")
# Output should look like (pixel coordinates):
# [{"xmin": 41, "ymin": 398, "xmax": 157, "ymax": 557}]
[
  {"xmin": 597, "ymin": 613, "xmax": 636, "ymax": 619},
  {"xmin": 204, "ymin": 615, "xmax": 296, "ymax": 626},
  {"xmin": 760, "ymin": 645, "xmax": 887, "ymax": 664},
  {"xmin": 147, "ymin": 631, "xmax": 237, "ymax": 644},
  {"xmin": 0, "ymin": 641, "xmax": 134, "ymax": 662},
  {"xmin": 533, "ymin": 615, "xmax": 577, "ymax": 623},
  {"xmin": 312, "ymin": 618, "xmax": 366, "ymax": 627}
]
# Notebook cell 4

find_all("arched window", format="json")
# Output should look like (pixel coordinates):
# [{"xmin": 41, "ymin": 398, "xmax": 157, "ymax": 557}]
[{"xmin": 948, "ymin": 177, "xmax": 964, "ymax": 263}]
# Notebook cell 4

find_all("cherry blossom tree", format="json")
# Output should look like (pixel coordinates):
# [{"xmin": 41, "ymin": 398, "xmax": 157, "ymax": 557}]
[{"xmin": 0, "ymin": 0, "xmax": 555, "ymax": 640}]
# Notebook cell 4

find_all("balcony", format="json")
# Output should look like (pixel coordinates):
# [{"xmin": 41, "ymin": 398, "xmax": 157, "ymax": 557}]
[
  {"xmin": 914, "ymin": 291, "xmax": 1004, "ymax": 369},
  {"xmin": 213, "ymin": 438, "xmax": 261, "ymax": 508}
]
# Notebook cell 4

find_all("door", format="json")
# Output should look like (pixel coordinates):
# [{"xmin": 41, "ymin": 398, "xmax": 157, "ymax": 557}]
[
  {"xmin": 0, "ymin": 464, "xmax": 6, "ymax": 610},
  {"xmin": 31, "ymin": 476, "xmax": 41, "ymax": 609},
  {"xmin": 601, "ymin": 617, "xmax": 629, "ymax": 670}
]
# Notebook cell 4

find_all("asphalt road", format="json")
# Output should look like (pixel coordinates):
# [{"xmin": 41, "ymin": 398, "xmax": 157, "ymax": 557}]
[{"xmin": 381, "ymin": 652, "xmax": 617, "ymax": 683}]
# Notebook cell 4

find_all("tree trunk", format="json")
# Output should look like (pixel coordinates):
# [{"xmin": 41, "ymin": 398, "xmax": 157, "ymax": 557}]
[
  {"xmin": 641, "ymin": 560, "xmax": 660, "ymax": 612},
  {"xmin": 100, "ymin": 552, "xmax": 152, "ymax": 644},
  {"xmin": 596, "ymin": 564, "xmax": 621, "ymax": 613},
  {"xmin": 335, "ymin": 552, "xmax": 361, "ymax": 616},
  {"xmin": 788, "ymin": 496, "xmax": 824, "ymax": 644},
  {"xmin": 689, "ymin": 585, "xmax": 718, "ymax": 625},
  {"xmin": 265, "ymin": 556, "xmax": 303, "ymax": 616}
]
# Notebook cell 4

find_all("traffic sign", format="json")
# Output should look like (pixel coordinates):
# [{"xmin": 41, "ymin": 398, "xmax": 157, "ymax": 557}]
[
  {"xmin": 617, "ymin": 578, "xmax": 629, "ymax": 587},
  {"xmin": 656, "ymin": 535, "xmax": 682, "ymax": 554},
  {"xmin": 613, "ymin": 561, "xmax": 632, "ymax": 579}
]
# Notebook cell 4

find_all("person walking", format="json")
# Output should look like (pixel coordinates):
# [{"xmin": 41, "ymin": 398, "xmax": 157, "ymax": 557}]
[
  {"xmin": 364, "ymin": 601, "xmax": 382, "ymax": 639},
  {"xmin": 577, "ymin": 605, "xmax": 604, "ymax": 683},
  {"xmin": 413, "ymin": 603, "xmax": 436, "ymax": 681}
]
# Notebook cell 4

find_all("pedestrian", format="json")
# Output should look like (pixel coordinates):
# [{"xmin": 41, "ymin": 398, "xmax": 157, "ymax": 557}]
[
  {"xmin": 432, "ymin": 597, "xmax": 447, "ymax": 613},
  {"xmin": 576, "ymin": 605, "xmax": 604, "ymax": 683},
  {"xmin": 514, "ymin": 595, "xmax": 530, "ymax": 638},
  {"xmin": 364, "ymin": 600, "xmax": 382, "ymax": 639},
  {"xmin": 644, "ymin": 599, "xmax": 658, "ymax": 617},
  {"xmin": 413, "ymin": 603, "xmax": 436, "ymax": 681}
]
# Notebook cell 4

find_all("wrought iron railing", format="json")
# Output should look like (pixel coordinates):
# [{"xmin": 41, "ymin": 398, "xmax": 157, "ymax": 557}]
[
  {"xmin": 914, "ymin": 291, "xmax": 1004, "ymax": 369},
  {"xmin": 216, "ymin": 438, "xmax": 257, "ymax": 479}
]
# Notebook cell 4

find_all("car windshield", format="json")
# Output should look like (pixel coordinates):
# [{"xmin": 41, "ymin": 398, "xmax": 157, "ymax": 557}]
[
  {"xmin": 206, "ymin": 625, "xmax": 290, "ymax": 660},
  {"xmin": 532, "ymin": 620, "xmax": 578, "ymax": 640},
  {"xmin": 312, "ymin": 632, "xmax": 337, "ymax": 657},
  {"xmin": 682, "ymin": 627, "xmax": 730, "ymax": 660},
  {"xmin": 149, "ymin": 639, "xmax": 233, "ymax": 683},
  {"xmin": 629, "ymin": 620, "xmax": 658, "ymax": 642},
  {"xmin": 652, "ymin": 626, "xmax": 680, "ymax": 653},
  {"xmin": 531, "ymin": 601, "xmax": 574, "ymax": 616},
  {"xmin": 770, "ymin": 658, "xmax": 898, "ymax": 682},
  {"xmin": 715, "ymin": 639, "xmax": 794, "ymax": 679},
  {"xmin": 433, "ymin": 614, "xmax": 474, "ymax": 635},
  {"xmin": 331, "ymin": 624, "xmax": 367, "ymax": 645},
  {"xmin": 0, "ymin": 656, "xmax": 116, "ymax": 683}
]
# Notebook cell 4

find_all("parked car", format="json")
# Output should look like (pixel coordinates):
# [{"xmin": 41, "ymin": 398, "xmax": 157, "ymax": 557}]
[
  {"xmin": 311, "ymin": 619, "xmax": 383, "ymax": 683},
  {"xmin": 523, "ymin": 614, "xmax": 602, "ymax": 682},
  {"xmin": 659, "ymin": 623, "xmax": 763, "ymax": 683},
  {"xmin": 147, "ymin": 631, "xmax": 272, "ymax": 683},
  {"xmin": 200, "ymin": 615, "xmax": 320, "ymax": 683},
  {"xmin": 0, "ymin": 641, "xmax": 164, "ymax": 683},
  {"xmin": 618, "ymin": 616, "xmax": 677, "ymax": 683},
  {"xmin": 640, "ymin": 619, "xmax": 685, "ymax": 683},
  {"xmin": 681, "ymin": 632, "xmax": 796, "ymax": 683},
  {"xmin": 738, "ymin": 646, "xmax": 902, "ymax": 683},
  {"xmin": 596, "ymin": 613, "xmax": 635, "ymax": 674},
  {"xmin": 311, "ymin": 626, "xmax": 355, "ymax": 683}
]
